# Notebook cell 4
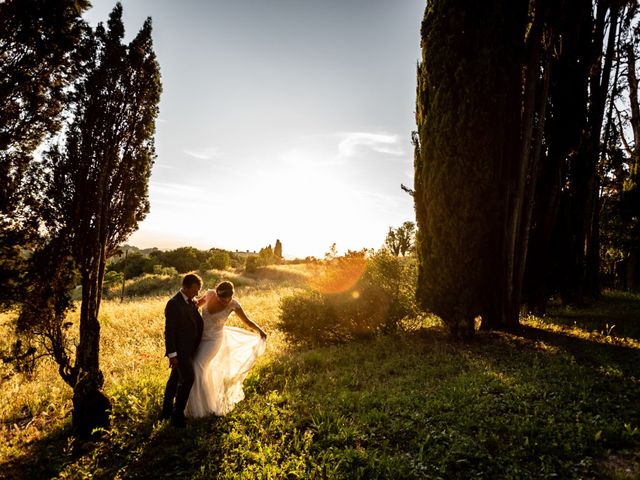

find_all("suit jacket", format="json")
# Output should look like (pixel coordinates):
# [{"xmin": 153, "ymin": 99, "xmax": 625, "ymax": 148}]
[{"xmin": 164, "ymin": 292, "xmax": 204, "ymax": 359}]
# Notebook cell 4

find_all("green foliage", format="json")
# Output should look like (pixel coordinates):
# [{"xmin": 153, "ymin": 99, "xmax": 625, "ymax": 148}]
[
  {"xmin": 384, "ymin": 221, "xmax": 416, "ymax": 256},
  {"xmin": 152, "ymin": 264, "xmax": 178, "ymax": 276},
  {"xmin": 206, "ymin": 250, "xmax": 231, "ymax": 270},
  {"xmin": 102, "ymin": 269, "xmax": 224, "ymax": 299},
  {"xmin": 12, "ymin": 3, "xmax": 162, "ymax": 437},
  {"xmin": 415, "ymin": 1, "xmax": 526, "ymax": 335},
  {"xmin": 0, "ymin": 0, "xmax": 90, "ymax": 311},
  {"xmin": 258, "ymin": 245, "xmax": 276, "ymax": 267},
  {"xmin": 107, "ymin": 252, "xmax": 156, "ymax": 279},
  {"xmin": 150, "ymin": 247, "xmax": 206, "ymax": 273},
  {"xmin": 245, "ymin": 255, "xmax": 258, "ymax": 273},
  {"xmin": 279, "ymin": 252, "xmax": 418, "ymax": 346},
  {"xmin": 0, "ymin": 0, "xmax": 90, "ymax": 213},
  {"xmin": 120, "ymin": 273, "xmax": 180, "ymax": 297},
  {"xmin": 103, "ymin": 270, "xmax": 123, "ymax": 287}
]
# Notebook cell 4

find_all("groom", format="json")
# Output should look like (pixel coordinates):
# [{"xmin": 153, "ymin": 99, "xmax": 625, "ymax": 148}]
[{"xmin": 160, "ymin": 273, "xmax": 204, "ymax": 428}]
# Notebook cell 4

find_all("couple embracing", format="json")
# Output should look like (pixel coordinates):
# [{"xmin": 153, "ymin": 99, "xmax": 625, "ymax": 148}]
[{"xmin": 160, "ymin": 274, "xmax": 267, "ymax": 428}]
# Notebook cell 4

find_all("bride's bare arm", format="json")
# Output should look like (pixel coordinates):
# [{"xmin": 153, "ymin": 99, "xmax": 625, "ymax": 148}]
[
  {"xmin": 234, "ymin": 306, "xmax": 267, "ymax": 339},
  {"xmin": 195, "ymin": 290, "xmax": 214, "ymax": 308}
]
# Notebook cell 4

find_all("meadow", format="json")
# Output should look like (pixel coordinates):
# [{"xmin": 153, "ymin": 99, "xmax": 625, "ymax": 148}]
[{"xmin": 1, "ymin": 264, "xmax": 640, "ymax": 479}]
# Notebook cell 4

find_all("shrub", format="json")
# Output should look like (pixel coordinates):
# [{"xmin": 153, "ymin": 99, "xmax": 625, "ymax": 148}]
[
  {"xmin": 108, "ymin": 252, "xmax": 155, "ymax": 279},
  {"xmin": 123, "ymin": 273, "xmax": 181, "ymax": 297},
  {"xmin": 278, "ymin": 251, "xmax": 418, "ymax": 346},
  {"xmin": 150, "ymin": 247, "xmax": 205, "ymax": 273},
  {"xmin": 103, "ymin": 270, "xmax": 124, "ymax": 287},
  {"xmin": 152, "ymin": 265, "xmax": 178, "ymax": 276},
  {"xmin": 206, "ymin": 251, "xmax": 231, "ymax": 270},
  {"xmin": 245, "ymin": 255, "xmax": 258, "ymax": 273}
]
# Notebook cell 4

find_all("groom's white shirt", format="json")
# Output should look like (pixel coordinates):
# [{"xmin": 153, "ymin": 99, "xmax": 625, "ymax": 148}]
[{"xmin": 167, "ymin": 291, "xmax": 192, "ymax": 358}]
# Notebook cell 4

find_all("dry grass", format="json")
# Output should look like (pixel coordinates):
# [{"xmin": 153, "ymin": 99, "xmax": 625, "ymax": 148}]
[{"xmin": 0, "ymin": 264, "xmax": 312, "ymax": 467}]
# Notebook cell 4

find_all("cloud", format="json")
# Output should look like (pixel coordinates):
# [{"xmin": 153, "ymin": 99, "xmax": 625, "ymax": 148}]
[
  {"xmin": 337, "ymin": 132, "xmax": 404, "ymax": 158},
  {"xmin": 183, "ymin": 147, "xmax": 222, "ymax": 160},
  {"xmin": 148, "ymin": 182, "xmax": 213, "ymax": 212}
]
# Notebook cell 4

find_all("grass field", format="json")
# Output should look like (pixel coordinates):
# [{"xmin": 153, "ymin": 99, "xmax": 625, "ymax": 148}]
[{"xmin": 1, "ymin": 265, "xmax": 640, "ymax": 479}]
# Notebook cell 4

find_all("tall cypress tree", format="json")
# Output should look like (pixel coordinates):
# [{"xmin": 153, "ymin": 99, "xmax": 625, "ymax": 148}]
[
  {"xmin": 414, "ymin": 0, "xmax": 555, "ymax": 337},
  {"xmin": 20, "ymin": 4, "xmax": 161, "ymax": 437}
]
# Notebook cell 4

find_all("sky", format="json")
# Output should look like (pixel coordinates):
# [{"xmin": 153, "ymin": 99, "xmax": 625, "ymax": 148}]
[{"xmin": 84, "ymin": 0, "xmax": 425, "ymax": 259}]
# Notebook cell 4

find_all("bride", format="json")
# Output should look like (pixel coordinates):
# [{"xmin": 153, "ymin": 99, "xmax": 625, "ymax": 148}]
[{"xmin": 185, "ymin": 281, "xmax": 267, "ymax": 417}]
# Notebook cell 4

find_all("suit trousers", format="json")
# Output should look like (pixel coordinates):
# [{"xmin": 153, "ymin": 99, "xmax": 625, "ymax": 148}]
[{"xmin": 162, "ymin": 355, "xmax": 195, "ymax": 416}]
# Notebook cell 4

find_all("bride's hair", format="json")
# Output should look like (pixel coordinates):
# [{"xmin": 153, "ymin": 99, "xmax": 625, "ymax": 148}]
[{"xmin": 216, "ymin": 281, "xmax": 234, "ymax": 298}]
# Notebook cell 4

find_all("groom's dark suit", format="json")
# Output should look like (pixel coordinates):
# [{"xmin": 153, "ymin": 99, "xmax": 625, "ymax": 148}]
[{"xmin": 161, "ymin": 291, "xmax": 204, "ymax": 422}]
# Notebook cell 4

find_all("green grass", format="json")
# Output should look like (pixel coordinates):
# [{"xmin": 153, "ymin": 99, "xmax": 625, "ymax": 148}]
[{"xmin": 2, "ymin": 281, "xmax": 640, "ymax": 479}]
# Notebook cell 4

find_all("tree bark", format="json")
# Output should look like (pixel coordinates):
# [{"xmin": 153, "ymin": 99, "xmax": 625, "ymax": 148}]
[
  {"xmin": 72, "ymin": 268, "xmax": 110, "ymax": 438},
  {"xmin": 564, "ymin": 3, "xmax": 619, "ymax": 303}
]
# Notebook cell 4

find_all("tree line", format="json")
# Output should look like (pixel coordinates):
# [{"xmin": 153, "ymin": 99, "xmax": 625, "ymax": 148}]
[
  {"xmin": 107, "ymin": 240, "xmax": 286, "ymax": 279},
  {"xmin": 414, "ymin": 0, "xmax": 640, "ymax": 338}
]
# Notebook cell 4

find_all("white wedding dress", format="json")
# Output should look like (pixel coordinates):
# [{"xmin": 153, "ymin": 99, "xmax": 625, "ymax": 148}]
[{"xmin": 185, "ymin": 299, "xmax": 265, "ymax": 417}]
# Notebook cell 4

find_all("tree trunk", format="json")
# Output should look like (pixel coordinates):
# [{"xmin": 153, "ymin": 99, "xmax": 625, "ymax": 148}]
[
  {"xmin": 627, "ymin": 246, "xmax": 638, "ymax": 291},
  {"xmin": 523, "ymin": 0, "xmax": 592, "ymax": 314},
  {"xmin": 72, "ymin": 269, "xmax": 111, "ymax": 438},
  {"xmin": 564, "ymin": 3, "xmax": 619, "ymax": 303}
]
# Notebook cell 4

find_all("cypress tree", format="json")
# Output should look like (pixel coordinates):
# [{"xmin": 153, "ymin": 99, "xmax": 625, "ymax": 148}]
[
  {"xmin": 414, "ymin": 0, "xmax": 555, "ymax": 337},
  {"xmin": 20, "ymin": 4, "xmax": 161, "ymax": 437}
]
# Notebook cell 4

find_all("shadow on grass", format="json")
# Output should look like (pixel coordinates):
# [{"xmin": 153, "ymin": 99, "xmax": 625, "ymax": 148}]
[
  {"xmin": 544, "ymin": 291, "xmax": 640, "ymax": 341},
  {"xmin": 2, "ymin": 421, "xmax": 74, "ymax": 480},
  {"xmin": 519, "ymin": 324, "xmax": 640, "ymax": 377},
  {"xmin": 2, "ymin": 406, "xmax": 230, "ymax": 479}
]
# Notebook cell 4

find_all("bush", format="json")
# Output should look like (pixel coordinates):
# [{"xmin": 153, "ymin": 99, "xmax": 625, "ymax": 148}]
[
  {"xmin": 123, "ymin": 273, "xmax": 181, "ymax": 297},
  {"xmin": 150, "ymin": 247, "xmax": 205, "ymax": 273},
  {"xmin": 206, "ymin": 251, "xmax": 231, "ymax": 270},
  {"xmin": 152, "ymin": 265, "xmax": 178, "ymax": 276},
  {"xmin": 278, "ymin": 251, "xmax": 418, "ymax": 346},
  {"xmin": 245, "ymin": 255, "xmax": 258, "ymax": 273},
  {"xmin": 103, "ymin": 270, "xmax": 124, "ymax": 287},
  {"xmin": 108, "ymin": 252, "xmax": 156, "ymax": 279}
]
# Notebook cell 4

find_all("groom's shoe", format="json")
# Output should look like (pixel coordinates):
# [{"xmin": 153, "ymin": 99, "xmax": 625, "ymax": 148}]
[{"xmin": 170, "ymin": 411, "xmax": 186, "ymax": 428}]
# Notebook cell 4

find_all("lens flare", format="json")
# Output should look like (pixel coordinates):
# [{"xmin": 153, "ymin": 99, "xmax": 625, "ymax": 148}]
[{"xmin": 307, "ymin": 256, "xmax": 367, "ymax": 294}]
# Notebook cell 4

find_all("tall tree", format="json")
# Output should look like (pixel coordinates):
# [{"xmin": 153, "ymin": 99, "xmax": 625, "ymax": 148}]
[
  {"xmin": 274, "ymin": 239, "xmax": 283, "ymax": 259},
  {"xmin": 414, "ymin": 0, "xmax": 556, "ymax": 337},
  {"xmin": 19, "ymin": 4, "xmax": 161, "ymax": 437},
  {"xmin": 564, "ymin": 0, "xmax": 624, "ymax": 301},
  {"xmin": 617, "ymin": 5, "xmax": 640, "ymax": 289},
  {"xmin": 524, "ymin": 0, "xmax": 637, "ymax": 310},
  {"xmin": 385, "ymin": 222, "xmax": 416, "ymax": 256},
  {"xmin": 0, "ymin": 0, "xmax": 90, "ymax": 309},
  {"xmin": 523, "ymin": 0, "xmax": 593, "ymax": 313}
]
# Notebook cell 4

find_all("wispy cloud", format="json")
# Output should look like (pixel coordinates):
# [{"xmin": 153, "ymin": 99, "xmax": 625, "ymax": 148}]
[
  {"xmin": 337, "ymin": 132, "xmax": 404, "ymax": 158},
  {"xmin": 149, "ymin": 182, "xmax": 212, "ymax": 211},
  {"xmin": 183, "ymin": 147, "xmax": 222, "ymax": 160}
]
